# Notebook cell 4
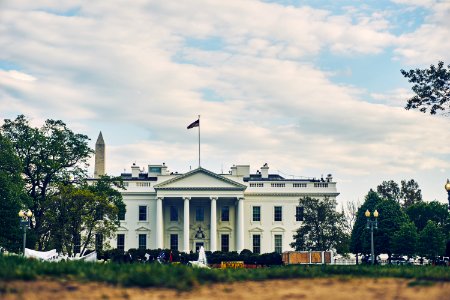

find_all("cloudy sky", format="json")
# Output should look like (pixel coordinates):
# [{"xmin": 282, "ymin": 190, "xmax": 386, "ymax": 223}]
[{"xmin": 1, "ymin": 0, "xmax": 450, "ymax": 206}]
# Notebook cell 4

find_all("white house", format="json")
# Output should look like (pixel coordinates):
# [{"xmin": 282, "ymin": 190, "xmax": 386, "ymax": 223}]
[{"xmin": 94, "ymin": 134, "xmax": 339, "ymax": 254}]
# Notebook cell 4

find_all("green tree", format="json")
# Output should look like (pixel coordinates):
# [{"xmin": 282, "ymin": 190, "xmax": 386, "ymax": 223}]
[
  {"xmin": 0, "ymin": 134, "xmax": 26, "ymax": 251},
  {"xmin": 350, "ymin": 190, "xmax": 382, "ymax": 263},
  {"xmin": 373, "ymin": 198, "xmax": 409, "ymax": 261},
  {"xmin": 400, "ymin": 179, "xmax": 422, "ymax": 208},
  {"xmin": 377, "ymin": 180, "xmax": 400, "ymax": 203},
  {"xmin": 1, "ymin": 115, "xmax": 92, "ymax": 249},
  {"xmin": 418, "ymin": 220, "xmax": 446, "ymax": 259},
  {"xmin": 391, "ymin": 222, "xmax": 418, "ymax": 259},
  {"xmin": 45, "ymin": 176, "xmax": 125, "ymax": 255},
  {"xmin": 291, "ymin": 196, "xmax": 348, "ymax": 253},
  {"xmin": 401, "ymin": 61, "xmax": 450, "ymax": 114},
  {"xmin": 406, "ymin": 201, "xmax": 448, "ymax": 231}
]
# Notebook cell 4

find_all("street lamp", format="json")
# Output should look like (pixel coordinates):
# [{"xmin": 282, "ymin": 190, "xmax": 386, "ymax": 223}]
[
  {"xmin": 18, "ymin": 209, "xmax": 33, "ymax": 256},
  {"xmin": 445, "ymin": 179, "xmax": 450, "ymax": 210},
  {"xmin": 365, "ymin": 209, "xmax": 379, "ymax": 265}
]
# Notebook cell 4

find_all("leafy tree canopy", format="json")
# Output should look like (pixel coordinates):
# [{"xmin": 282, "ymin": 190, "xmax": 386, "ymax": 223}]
[
  {"xmin": 391, "ymin": 221, "xmax": 418, "ymax": 259},
  {"xmin": 376, "ymin": 179, "xmax": 422, "ymax": 208},
  {"xmin": 402, "ymin": 61, "xmax": 450, "ymax": 114},
  {"xmin": 418, "ymin": 220, "xmax": 446, "ymax": 258},
  {"xmin": 406, "ymin": 201, "xmax": 449, "ymax": 232},
  {"xmin": 291, "ymin": 196, "xmax": 348, "ymax": 253},
  {"xmin": 1, "ymin": 115, "xmax": 93, "ymax": 249},
  {"xmin": 0, "ymin": 134, "xmax": 26, "ymax": 251}
]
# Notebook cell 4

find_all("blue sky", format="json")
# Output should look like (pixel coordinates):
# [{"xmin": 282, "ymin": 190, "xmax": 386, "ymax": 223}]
[{"xmin": 1, "ymin": 0, "xmax": 450, "ymax": 206}]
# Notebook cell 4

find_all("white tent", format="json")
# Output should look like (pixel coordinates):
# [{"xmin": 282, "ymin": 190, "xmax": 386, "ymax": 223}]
[{"xmin": 24, "ymin": 248, "xmax": 58, "ymax": 260}]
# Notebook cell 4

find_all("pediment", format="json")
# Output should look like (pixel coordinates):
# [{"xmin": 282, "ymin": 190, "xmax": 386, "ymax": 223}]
[
  {"xmin": 117, "ymin": 226, "xmax": 128, "ymax": 231},
  {"xmin": 271, "ymin": 227, "xmax": 285, "ymax": 232},
  {"xmin": 154, "ymin": 167, "xmax": 246, "ymax": 191},
  {"xmin": 136, "ymin": 226, "xmax": 151, "ymax": 232},
  {"xmin": 249, "ymin": 227, "xmax": 264, "ymax": 233}
]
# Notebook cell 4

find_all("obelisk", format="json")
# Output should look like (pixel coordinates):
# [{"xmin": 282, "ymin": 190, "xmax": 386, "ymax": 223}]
[{"xmin": 94, "ymin": 131, "xmax": 105, "ymax": 178}]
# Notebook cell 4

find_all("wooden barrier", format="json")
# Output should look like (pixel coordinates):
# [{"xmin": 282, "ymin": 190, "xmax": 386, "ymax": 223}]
[{"xmin": 220, "ymin": 261, "xmax": 245, "ymax": 269}]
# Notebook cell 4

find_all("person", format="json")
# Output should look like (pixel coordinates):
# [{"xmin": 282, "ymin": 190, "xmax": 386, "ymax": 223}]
[{"xmin": 169, "ymin": 250, "xmax": 173, "ymax": 263}]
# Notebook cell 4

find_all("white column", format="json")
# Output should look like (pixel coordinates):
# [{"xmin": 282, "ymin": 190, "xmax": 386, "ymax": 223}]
[
  {"xmin": 156, "ymin": 197, "xmax": 163, "ymax": 249},
  {"xmin": 183, "ymin": 197, "xmax": 190, "ymax": 252},
  {"xmin": 210, "ymin": 197, "xmax": 217, "ymax": 252},
  {"xmin": 236, "ymin": 197, "xmax": 245, "ymax": 252}
]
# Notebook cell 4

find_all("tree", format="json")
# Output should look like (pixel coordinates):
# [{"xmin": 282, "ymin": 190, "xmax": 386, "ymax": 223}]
[
  {"xmin": 291, "ymin": 196, "xmax": 348, "ymax": 253},
  {"xmin": 376, "ymin": 179, "xmax": 422, "ymax": 208},
  {"xmin": 350, "ymin": 190, "xmax": 382, "ymax": 263},
  {"xmin": 400, "ymin": 179, "xmax": 422, "ymax": 208},
  {"xmin": 391, "ymin": 222, "xmax": 418, "ymax": 259},
  {"xmin": 373, "ymin": 198, "xmax": 409, "ymax": 260},
  {"xmin": 406, "ymin": 201, "xmax": 448, "ymax": 232},
  {"xmin": 401, "ymin": 61, "xmax": 450, "ymax": 115},
  {"xmin": 418, "ymin": 220, "xmax": 446, "ymax": 259},
  {"xmin": 45, "ymin": 176, "xmax": 125, "ymax": 255},
  {"xmin": 0, "ymin": 134, "xmax": 26, "ymax": 251},
  {"xmin": 377, "ymin": 180, "xmax": 400, "ymax": 203},
  {"xmin": 1, "ymin": 115, "xmax": 92, "ymax": 249}
]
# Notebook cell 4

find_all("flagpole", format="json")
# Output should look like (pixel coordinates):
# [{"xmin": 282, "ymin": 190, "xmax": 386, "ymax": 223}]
[{"xmin": 198, "ymin": 115, "xmax": 201, "ymax": 167}]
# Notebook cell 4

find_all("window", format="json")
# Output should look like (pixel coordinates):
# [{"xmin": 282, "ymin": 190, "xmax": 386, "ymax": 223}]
[
  {"xmin": 252, "ymin": 206, "xmax": 261, "ymax": 222},
  {"xmin": 252, "ymin": 234, "xmax": 261, "ymax": 254},
  {"xmin": 123, "ymin": 182, "xmax": 129, "ymax": 187},
  {"xmin": 314, "ymin": 183, "xmax": 328, "ymax": 188},
  {"xmin": 139, "ymin": 206, "xmax": 147, "ymax": 221},
  {"xmin": 138, "ymin": 234, "xmax": 147, "ymax": 249},
  {"xmin": 195, "ymin": 207, "xmax": 204, "ymax": 222},
  {"xmin": 118, "ymin": 205, "xmax": 126, "ymax": 221},
  {"xmin": 271, "ymin": 183, "xmax": 285, "ymax": 187},
  {"xmin": 149, "ymin": 167, "xmax": 161, "ymax": 174},
  {"xmin": 170, "ymin": 206, "xmax": 178, "ymax": 222},
  {"xmin": 95, "ymin": 233, "xmax": 103, "ymax": 251},
  {"xmin": 274, "ymin": 206, "xmax": 282, "ymax": 222},
  {"xmin": 221, "ymin": 234, "xmax": 229, "ymax": 252},
  {"xmin": 296, "ymin": 206, "xmax": 304, "ymax": 222},
  {"xmin": 136, "ymin": 182, "xmax": 151, "ymax": 187},
  {"xmin": 117, "ymin": 234, "xmax": 125, "ymax": 250},
  {"xmin": 250, "ymin": 183, "xmax": 264, "ymax": 187},
  {"xmin": 274, "ymin": 234, "xmax": 282, "ymax": 254},
  {"xmin": 170, "ymin": 234, "xmax": 178, "ymax": 251},
  {"xmin": 221, "ymin": 206, "xmax": 229, "ymax": 222},
  {"xmin": 94, "ymin": 208, "xmax": 103, "ymax": 221},
  {"xmin": 293, "ymin": 183, "xmax": 307, "ymax": 188}
]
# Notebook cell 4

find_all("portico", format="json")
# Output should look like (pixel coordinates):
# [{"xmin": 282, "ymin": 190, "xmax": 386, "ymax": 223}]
[{"xmin": 153, "ymin": 168, "xmax": 247, "ymax": 252}]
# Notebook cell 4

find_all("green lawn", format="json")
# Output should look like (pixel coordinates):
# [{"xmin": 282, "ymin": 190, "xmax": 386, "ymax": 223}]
[{"xmin": 1, "ymin": 255, "xmax": 449, "ymax": 291}]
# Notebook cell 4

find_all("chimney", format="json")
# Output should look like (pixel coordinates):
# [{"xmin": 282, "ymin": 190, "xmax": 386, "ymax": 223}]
[
  {"xmin": 260, "ymin": 163, "xmax": 269, "ymax": 179},
  {"xmin": 131, "ymin": 163, "xmax": 140, "ymax": 178},
  {"xmin": 230, "ymin": 165, "xmax": 237, "ymax": 176},
  {"xmin": 326, "ymin": 174, "xmax": 333, "ymax": 182},
  {"xmin": 94, "ymin": 131, "xmax": 105, "ymax": 178},
  {"xmin": 161, "ymin": 162, "xmax": 168, "ymax": 175}
]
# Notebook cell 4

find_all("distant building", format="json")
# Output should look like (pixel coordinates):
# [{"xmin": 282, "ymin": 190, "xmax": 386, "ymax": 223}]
[{"xmin": 93, "ymin": 133, "xmax": 339, "ymax": 253}]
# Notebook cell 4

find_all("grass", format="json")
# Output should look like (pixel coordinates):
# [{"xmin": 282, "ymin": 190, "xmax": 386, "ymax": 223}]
[{"xmin": 1, "ymin": 255, "xmax": 449, "ymax": 290}]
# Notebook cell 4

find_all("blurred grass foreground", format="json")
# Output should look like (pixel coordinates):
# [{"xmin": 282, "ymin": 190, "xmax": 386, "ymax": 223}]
[{"xmin": 1, "ymin": 255, "xmax": 449, "ymax": 291}]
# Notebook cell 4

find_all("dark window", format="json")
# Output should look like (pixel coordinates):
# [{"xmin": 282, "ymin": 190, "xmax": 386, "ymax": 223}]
[
  {"xmin": 274, "ymin": 234, "xmax": 282, "ymax": 254},
  {"xmin": 274, "ymin": 206, "xmax": 282, "ymax": 222},
  {"xmin": 221, "ymin": 234, "xmax": 229, "ymax": 252},
  {"xmin": 170, "ymin": 234, "xmax": 178, "ymax": 251},
  {"xmin": 253, "ymin": 234, "xmax": 261, "ymax": 254},
  {"xmin": 253, "ymin": 206, "xmax": 261, "ymax": 222},
  {"xmin": 74, "ymin": 234, "xmax": 81, "ymax": 254},
  {"xmin": 195, "ymin": 207, "xmax": 204, "ymax": 222},
  {"xmin": 221, "ymin": 206, "xmax": 229, "ymax": 222},
  {"xmin": 170, "ymin": 206, "xmax": 178, "ymax": 222},
  {"xmin": 139, "ymin": 206, "xmax": 147, "ymax": 221},
  {"xmin": 296, "ymin": 206, "xmax": 304, "ymax": 221},
  {"xmin": 118, "ymin": 204, "xmax": 126, "ymax": 221},
  {"xmin": 117, "ymin": 234, "xmax": 125, "ymax": 250},
  {"xmin": 149, "ymin": 167, "xmax": 162, "ymax": 174},
  {"xmin": 94, "ymin": 208, "xmax": 103, "ymax": 221},
  {"xmin": 138, "ymin": 234, "xmax": 146, "ymax": 249},
  {"xmin": 95, "ymin": 233, "xmax": 103, "ymax": 251}
]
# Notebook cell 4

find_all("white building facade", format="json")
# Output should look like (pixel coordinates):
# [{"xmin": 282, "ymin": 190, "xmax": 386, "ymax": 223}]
[{"xmin": 112, "ymin": 163, "xmax": 339, "ymax": 254}]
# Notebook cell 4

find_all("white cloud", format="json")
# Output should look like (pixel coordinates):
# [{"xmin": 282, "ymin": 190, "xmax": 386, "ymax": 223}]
[{"xmin": 1, "ymin": 0, "xmax": 450, "ymax": 204}]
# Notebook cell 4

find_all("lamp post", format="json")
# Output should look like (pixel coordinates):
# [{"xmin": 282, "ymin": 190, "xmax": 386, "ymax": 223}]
[
  {"xmin": 365, "ymin": 209, "xmax": 379, "ymax": 265},
  {"xmin": 445, "ymin": 179, "xmax": 450, "ymax": 211},
  {"xmin": 18, "ymin": 209, "xmax": 33, "ymax": 256}
]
